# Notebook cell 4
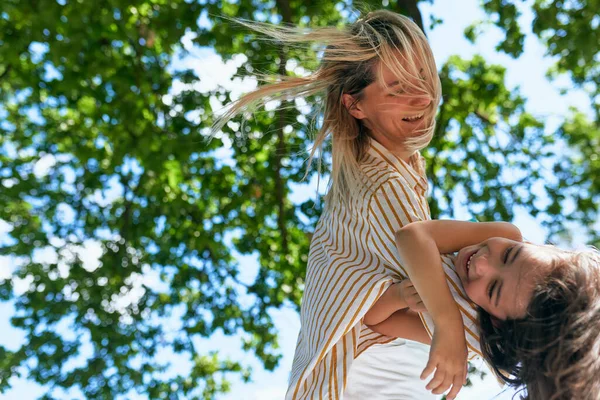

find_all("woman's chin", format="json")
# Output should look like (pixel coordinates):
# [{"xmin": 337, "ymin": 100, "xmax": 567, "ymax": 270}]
[{"xmin": 399, "ymin": 118, "xmax": 428, "ymax": 137}]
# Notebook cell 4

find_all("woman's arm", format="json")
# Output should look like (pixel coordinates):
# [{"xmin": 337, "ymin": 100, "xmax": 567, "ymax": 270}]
[
  {"xmin": 363, "ymin": 282, "xmax": 408, "ymax": 326},
  {"xmin": 368, "ymin": 309, "xmax": 431, "ymax": 345}
]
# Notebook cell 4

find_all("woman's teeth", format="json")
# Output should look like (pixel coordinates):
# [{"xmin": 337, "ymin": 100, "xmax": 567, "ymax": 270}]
[{"xmin": 402, "ymin": 113, "xmax": 424, "ymax": 122}]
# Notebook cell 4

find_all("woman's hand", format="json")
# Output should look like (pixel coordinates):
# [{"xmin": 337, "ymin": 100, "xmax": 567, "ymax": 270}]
[
  {"xmin": 421, "ymin": 324, "xmax": 468, "ymax": 400},
  {"xmin": 398, "ymin": 279, "xmax": 426, "ymax": 312}
]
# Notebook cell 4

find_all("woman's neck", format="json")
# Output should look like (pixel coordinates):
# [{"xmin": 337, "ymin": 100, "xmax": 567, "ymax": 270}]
[
  {"xmin": 367, "ymin": 131, "xmax": 415, "ymax": 163},
  {"xmin": 390, "ymin": 148, "xmax": 414, "ymax": 163}
]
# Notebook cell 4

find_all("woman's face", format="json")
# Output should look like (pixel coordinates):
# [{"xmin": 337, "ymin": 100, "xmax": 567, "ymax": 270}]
[
  {"xmin": 344, "ymin": 60, "xmax": 435, "ymax": 153},
  {"xmin": 455, "ymin": 238, "xmax": 555, "ymax": 320}
]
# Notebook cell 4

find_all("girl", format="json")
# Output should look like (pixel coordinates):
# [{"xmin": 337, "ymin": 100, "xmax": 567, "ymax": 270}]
[{"xmin": 365, "ymin": 220, "xmax": 600, "ymax": 400}]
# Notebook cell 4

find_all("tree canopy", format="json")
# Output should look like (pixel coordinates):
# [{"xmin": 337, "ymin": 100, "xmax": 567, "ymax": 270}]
[{"xmin": 0, "ymin": 0, "xmax": 598, "ymax": 398}]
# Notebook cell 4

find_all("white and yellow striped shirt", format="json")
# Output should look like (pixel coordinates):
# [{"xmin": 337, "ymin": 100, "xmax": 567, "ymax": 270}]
[{"xmin": 286, "ymin": 140, "xmax": 482, "ymax": 400}]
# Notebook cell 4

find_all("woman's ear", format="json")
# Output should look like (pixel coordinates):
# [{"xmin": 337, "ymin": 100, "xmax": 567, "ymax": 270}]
[{"xmin": 342, "ymin": 93, "xmax": 367, "ymax": 120}]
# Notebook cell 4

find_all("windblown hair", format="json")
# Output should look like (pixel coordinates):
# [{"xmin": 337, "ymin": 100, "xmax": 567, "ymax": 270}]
[
  {"xmin": 211, "ymin": 10, "xmax": 441, "ymax": 205},
  {"xmin": 478, "ymin": 248, "xmax": 600, "ymax": 400}
]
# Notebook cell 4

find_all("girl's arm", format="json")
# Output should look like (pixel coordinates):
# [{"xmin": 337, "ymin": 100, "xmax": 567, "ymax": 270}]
[
  {"xmin": 393, "ymin": 220, "xmax": 522, "ymax": 398},
  {"xmin": 398, "ymin": 220, "xmax": 522, "ymax": 254},
  {"xmin": 368, "ymin": 308, "xmax": 431, "ymax": 345},
  {"xmin": 393, "ymin": 220, "xmax": 522, "ymax": 325}
]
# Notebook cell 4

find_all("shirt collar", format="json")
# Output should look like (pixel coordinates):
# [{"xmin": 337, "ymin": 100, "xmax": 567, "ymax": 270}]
[{"xmin": 367, "ymin": 139, "xmax": 428, "ymax": 193}]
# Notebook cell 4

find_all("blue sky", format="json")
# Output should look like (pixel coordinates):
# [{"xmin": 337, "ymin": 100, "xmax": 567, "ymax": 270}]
[{"xmin": 0, "ymin": 0, "xmax": 595, "ymax": 399}]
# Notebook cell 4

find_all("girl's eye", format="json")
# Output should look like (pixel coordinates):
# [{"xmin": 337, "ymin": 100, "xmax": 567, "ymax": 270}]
[
  {"xmin": 503, "ymin": 246, "xmax": 513, "ymax": 264},
  {"xmin": 488, "ymin": 280, "xmax": 496, "ymax": 301}
]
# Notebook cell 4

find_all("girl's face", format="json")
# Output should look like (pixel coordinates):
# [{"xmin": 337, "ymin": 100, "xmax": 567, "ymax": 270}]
[
  {"xmin": 345, "ymin": 60, "xmax": 435, "ymax": 153},
  {"xmin": 455, "ymin": 238, "xmax": 555, "ymax": 320}
]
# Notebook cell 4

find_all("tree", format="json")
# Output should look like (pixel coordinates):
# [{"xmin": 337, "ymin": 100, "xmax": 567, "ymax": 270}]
[
  {"xmin": 470, "ymin": 0, "xmax": 600, "ymax": 243},
  {"xmin": 0, "ymin": 0, "xmax": 597, "ymax": 399}
]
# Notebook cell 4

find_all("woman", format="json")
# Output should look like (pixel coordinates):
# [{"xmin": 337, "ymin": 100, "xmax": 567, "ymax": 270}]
[{"xmin": 213, "ymin": 10, "xmax": 480, "ymax": 400}]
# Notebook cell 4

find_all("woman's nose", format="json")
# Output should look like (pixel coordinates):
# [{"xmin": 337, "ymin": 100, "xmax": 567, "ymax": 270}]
[{"xmin": 408, "ymin": 95, "xmax": 431, "ymax": 109}]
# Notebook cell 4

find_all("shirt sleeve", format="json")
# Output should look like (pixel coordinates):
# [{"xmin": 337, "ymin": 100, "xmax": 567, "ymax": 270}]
[
  {"xmin": 367, "ymin": 177, "xmax": 483, "ymax": 360},
  {"xmin": 367, "ymin": 177, "xmax": 429, "ymax": 278}
]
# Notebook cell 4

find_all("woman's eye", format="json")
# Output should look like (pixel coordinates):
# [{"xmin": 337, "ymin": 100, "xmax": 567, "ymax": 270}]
[{"xmin": 388, "ymin": 90, "xmax": 404, "ymax": 96}]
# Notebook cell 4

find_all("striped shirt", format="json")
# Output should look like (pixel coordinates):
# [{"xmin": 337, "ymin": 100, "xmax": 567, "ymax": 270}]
[{"xmin": 286, "ymin": 140, "xmax": 482, "ymax": 400}]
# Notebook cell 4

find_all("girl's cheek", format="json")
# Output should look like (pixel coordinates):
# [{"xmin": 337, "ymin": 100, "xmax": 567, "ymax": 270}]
[{"xmin": 465, "ymin": 286, "xmax": 482, "ymax": 307}]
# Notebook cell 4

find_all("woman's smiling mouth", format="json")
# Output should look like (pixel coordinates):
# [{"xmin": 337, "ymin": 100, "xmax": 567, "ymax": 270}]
[{"xmin": 402, "ymin": 113, "xmax": 424, "ymax": 122}]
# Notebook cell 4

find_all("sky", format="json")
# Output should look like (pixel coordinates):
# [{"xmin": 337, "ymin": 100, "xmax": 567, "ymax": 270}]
[{"xmin": 0, "ymin": 0, "xmax": 595, "ymax": 399}]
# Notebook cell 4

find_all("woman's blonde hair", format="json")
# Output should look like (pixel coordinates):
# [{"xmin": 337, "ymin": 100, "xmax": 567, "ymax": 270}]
[{"xmin": 212, "ymin": 10, "xmax": 441, "ymax": 205}]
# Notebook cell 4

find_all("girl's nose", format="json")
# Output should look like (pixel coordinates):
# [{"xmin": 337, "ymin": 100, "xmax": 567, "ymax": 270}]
[{"xmin": 471, "ymin": 255, "xmax": 491, "ymax": 279}]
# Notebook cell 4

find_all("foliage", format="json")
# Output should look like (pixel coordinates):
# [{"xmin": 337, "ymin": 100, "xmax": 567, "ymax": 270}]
[
  {"xmin": 476, "ymin": 0, "xmax": 600, "ymax": 242},
  {"xmin": 0, "ymin": 0, "xmax": 598, "ymax": 399}
]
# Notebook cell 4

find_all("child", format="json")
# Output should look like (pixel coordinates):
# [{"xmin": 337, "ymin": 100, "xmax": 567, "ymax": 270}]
[{"xmin": 364, "ymin": 220, "xmax": 600, "ymax": 400}]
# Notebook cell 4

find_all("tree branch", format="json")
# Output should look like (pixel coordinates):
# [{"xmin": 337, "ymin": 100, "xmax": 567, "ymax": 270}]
[
  {"xmin": 427, "ymin": 96, "xmax": 451, "ymax": 220},
  {"xmin": 397, "ymin": 0, "xmax": 426, "ymax": 35},
  {"xmin": 272, "ymin": 0, "xmax": 292, "ymax": 255}
]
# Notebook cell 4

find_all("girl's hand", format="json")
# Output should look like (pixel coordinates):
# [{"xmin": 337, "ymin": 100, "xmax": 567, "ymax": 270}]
[
  {"xmin": 398, "ymin": 279, "xmax": 426, "ymax": 312},
  {"xmin": 420, "ymin": 324, "xmax": 467, "ymax": 400}
]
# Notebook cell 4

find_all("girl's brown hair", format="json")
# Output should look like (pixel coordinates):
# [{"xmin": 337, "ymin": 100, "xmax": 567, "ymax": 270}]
[
  {"xmin": 478, "ymin": 249, "xmax": 600, "ymax": 400},
  {"xmin": 212, "ymin": 10, "xmax": 441, "ymax": 205}
]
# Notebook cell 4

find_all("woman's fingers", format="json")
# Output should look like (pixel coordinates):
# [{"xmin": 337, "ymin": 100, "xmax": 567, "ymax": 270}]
[
  {"xmin": 407, "ymin": 295, "xmax": 425, "ymax": 311},
  {"xmin": 405, "ymin": 286, "xmax": 417, "ymax": 296},
  {"xmin": 401, "ymin": 279, "xmax": 425, "ymax": 311},
  {"xmin": 400, "ymin": 279, "xmax": 413, "ymax": 290}
]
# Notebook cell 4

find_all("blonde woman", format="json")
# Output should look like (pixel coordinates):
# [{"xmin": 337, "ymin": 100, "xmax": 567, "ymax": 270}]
[{"xmin": 213, "ymin": 11, "xmax": 483, "ymax": 400}]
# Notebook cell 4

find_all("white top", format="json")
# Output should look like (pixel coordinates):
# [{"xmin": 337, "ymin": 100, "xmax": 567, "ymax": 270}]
[{"xmin": 343, "ymin": 338, "xmax": 436, "ymax": 400}]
